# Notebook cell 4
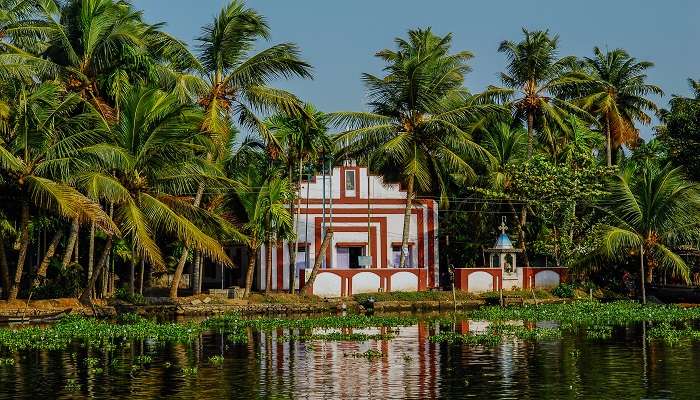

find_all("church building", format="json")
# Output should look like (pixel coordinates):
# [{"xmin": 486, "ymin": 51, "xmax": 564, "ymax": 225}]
[{"xmin": 260, "ymin": 164, "xmax": 439, "ymax": 296}]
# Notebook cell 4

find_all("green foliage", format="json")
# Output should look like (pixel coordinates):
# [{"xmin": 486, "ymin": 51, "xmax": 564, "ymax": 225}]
[
  {"xmin": 114, "ymin": 288, "xmax": 146, "ymax": 305},
  {"xmin": 552, "ymin": 283, "xmax": 575, "ymax": 298},
  {"xmin": 134, "ymin": 355, "xmax": 153, "ymax": 365},
  {"xmin": 647, "ymin": 322, "xmax": 700, "ymax": 344},
  {"xmin": 429, "ymin": 324, "xmax": 561, "ymax": 345},
  {"xmin": 586, "ymin": 161, "xmax": 700, "ymax": 282},
  {"xmin": 467, "ymin": 301, "xmax": 700, "ymax": 325},
  {"xmin": 345, "ymin": 349, "xmax": 384, "ymax": 360},
  {"xmin": 32, "ymin": 260, "xmax": 85, "ymax": 299},
  {"xmin": 658, "ymin": 79, "xmax": 700, "ymax": 180},
  {"xmin": 0, "ymin": 357, "xmax": 15, "ymax": 366},
  {"xmin": 586, "ymin": 325, "xmax": 613, "ymax": 340}
]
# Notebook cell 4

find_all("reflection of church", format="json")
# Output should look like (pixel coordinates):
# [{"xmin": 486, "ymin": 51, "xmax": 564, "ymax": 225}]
[{"xmin": 455, "ymin": 218, "xmax": 566, "ymax": 293}]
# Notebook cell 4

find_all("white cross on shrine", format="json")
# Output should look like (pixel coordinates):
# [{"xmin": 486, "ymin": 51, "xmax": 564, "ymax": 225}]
[{"xmin": 499, "ymin": 216, "xmax": 508, "ymax": 234}]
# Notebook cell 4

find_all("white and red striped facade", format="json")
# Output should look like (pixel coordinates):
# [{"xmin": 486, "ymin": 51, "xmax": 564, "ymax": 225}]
[{"xmin": 255, "ymin": 164, "xmax": 439, "ymax": 296}]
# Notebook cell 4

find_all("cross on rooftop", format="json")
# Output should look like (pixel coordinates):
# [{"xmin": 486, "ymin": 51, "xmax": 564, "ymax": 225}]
[{"xmin": 499, "ymin": 216, "xmax": 508, "ymax": 234}]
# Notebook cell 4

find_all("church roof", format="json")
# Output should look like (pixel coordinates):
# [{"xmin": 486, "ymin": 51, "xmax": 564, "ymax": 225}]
[
  {"xmin": 486, "ymin": 217, "xmax": 523, "ymax": 253},
  {"xmin": 494, "ymin": 233, "xmax": 514, "ymax": 250}
]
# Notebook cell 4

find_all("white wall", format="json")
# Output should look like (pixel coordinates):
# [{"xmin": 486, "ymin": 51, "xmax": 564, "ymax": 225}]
[
  {"xmin": 468, "ymin": 271, "xmax": 494, "ymax": 293},
  {"xmin": 534, "ymin": 270, "xmax": 561, "ymax": 288}
]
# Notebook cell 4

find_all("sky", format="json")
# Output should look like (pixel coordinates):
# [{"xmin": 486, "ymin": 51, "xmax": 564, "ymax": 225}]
[{"xmin": 139, "ymin": 0, "xmax": 700, "ymax": 139}]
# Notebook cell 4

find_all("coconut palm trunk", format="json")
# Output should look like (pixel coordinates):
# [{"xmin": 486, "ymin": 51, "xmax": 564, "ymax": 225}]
[
  {"xmin": 527, "ymin": 111, "xmax": 534, "ymax": 159},
  {"xmin": 169, "ymin": 184, "xmax": 205, "ymax": 298},
  {"xmin": 129, "ymin": 253, "xmax": 136, "ymax": 296},
  {"xmin": 398, "ymin": 176, "xmax": 414, "ymax": 268},
  {"xmin": 288, "ymin": 160, "xmax": 303, "ymax": 293},
  {"xmin": 640, "ymin": 245, "xmax": 646, "ymax": 304},
  {"xmin": 0, "ymin": 242, "xmax": 10, "ymax": 299},
  {"xmin": 139, "ymin": 258, "xmax": 145, "ymax": 295},
  {"xmin": 61, "ymin": 218, "xmax": 80, "ymax": 268},
  {"xmin": 301, "ymin": 229, "xmax": 333, "ymax": 292},
  {"xmin": 87, "ymin": 222, "xmax": 95, "ymax": 287},
  {"xmin": 31, "ymin": 230, "xmax": 63, "ymax": 289},
  {"xmin": 192, "ymin": 249, "xmax": 201, "ymax": 295},
  {"xmin": 73, "ymin": 224, "xmax": 79, "ymax": 264},
  {"xmin": 244, "ymin": 243, "xmax": 258, "ymax": 297},
  {"xmin": 79, "ymin": 236, "xmax": 113, "ymax": 305},
  {"xmin": 605, "ymin": 114, "xmax": 613, "ymax": 167},
  {"xmin": 9, "ymin": 203, "xmax": 30, "ymax": 301}
]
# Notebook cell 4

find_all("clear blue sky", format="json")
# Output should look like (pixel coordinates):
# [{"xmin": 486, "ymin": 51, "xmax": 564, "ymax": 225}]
[{"xmin": 140, "ymin": 0, "xmax": 699, "ymax": 139}]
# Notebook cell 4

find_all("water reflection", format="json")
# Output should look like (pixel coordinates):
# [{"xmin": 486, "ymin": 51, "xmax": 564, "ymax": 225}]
[{"xmin": 1, "ymin": 318, "xmax": 699, "ymax": 399}]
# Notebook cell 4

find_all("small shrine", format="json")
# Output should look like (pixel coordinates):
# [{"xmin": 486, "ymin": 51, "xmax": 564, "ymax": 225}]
[{"xmin": 486, "ymin": 217, "xmax": 523, "ymax": 285}]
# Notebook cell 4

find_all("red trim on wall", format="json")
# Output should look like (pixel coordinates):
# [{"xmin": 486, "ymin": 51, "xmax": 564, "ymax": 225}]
[
  {"xmin": 390, "ymin": 242, "xmax": 415, "ymax": 247},
  {"xmin": 426, "ymin": 201, "xmax": 436, "ymax": 286},
  {"xmin": 315, "ymin": 218, "xmax": 385, "ymax": 268},
  {"xmin": 335, "ymin": 242, "xmax": 368, "ymax": 247},
  {"xmin": 521, "ymin": 267, "xmax": 567, "ymax": 289},
  {"xmin": 338, "ymin": 166, "xmax": 362, "ymax": 200},
  {"xmin": 454, "ymin": 268, "xmax": 502, "ymax": 292},
  {"xmin": 309, "ymin": 209, "xmax": 426, "ymax": 273},
  {"xmin": 299, "ymin": 198, "xmax": 436, "ymax": 205}
]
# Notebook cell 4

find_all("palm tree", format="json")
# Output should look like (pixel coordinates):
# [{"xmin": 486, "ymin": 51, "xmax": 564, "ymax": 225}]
[
  {"xmin": 332, "ymin": 28, "xmax": 491, "ymax": 268},
  {"xmin": 168, "ymin": 0, "xmax": 312, "ymax": 297},
  {"xmin": 233, "ymin": 161, "xmax": 294, "ymax": 296},
  {"xmin": 481, "ymin": 122, "xmax": 528, "ymax": 191},
  {"xmin": 194, "ymin": 0, "xmax": 312, "ymax": 143},
  {"xmin": 0, "ymin": 82, "xmax": 116, "ymax": 300},
  {"xmin": 579, "ymin": 47, "xmax": 662, "ymax": 166},
  {"xmin": 266, "ymin": 105, "xmax": 330, "ymax": 292},
  {"xmin": 493, "ymin": 29, "xmax": 591, "ymax": 158},
  {"xmin": 557, "ymin": 116, "xmax": 604, "ymax": 168},
  {"xmin": 75, "ymin": 87, "xmax": 232, "ymax": 296},
  {"xmin": 6, "ymin": 0, "xmax": 196, "ymax": 120},
  {"xmin": 593, "ymin": 161, "xmax": 700, "ymax": 303}
]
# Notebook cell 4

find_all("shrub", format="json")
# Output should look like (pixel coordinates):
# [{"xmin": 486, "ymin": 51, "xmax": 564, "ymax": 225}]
[
  {"xmin": 553, "ymin": 283, "xmax": 575, "ymax": 298},
  {"xmin": 114, "ymin": 287, "xmax": 146, "ymax": 305}
]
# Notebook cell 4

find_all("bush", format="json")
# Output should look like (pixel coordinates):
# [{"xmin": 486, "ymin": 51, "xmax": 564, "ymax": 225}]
[
  {"xmin": 114, "ymin": 287, "xmax": 146, "ymax": 304},
  {"xmin": 32, "ymin": 260, "xmax": 84, "ymax": 299},
  {"xmin": 553, "ymin": 283, "xmax": 575, "ymax": 298}
]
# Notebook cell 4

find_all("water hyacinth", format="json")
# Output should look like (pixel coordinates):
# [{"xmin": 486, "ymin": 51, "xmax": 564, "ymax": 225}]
[
  {"xmin": 647, "ymin": 322, "xmax": 700, "ymax": 344},
  {"xmin": 3, "ymin": 302, "xmax": 700, "ymax": 352},
  {"xmin": 467, "ymin": 301, "xmax": 700, "ymax": 325}
]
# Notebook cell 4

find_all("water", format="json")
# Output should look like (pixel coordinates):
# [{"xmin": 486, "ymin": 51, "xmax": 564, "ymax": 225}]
[{"xmin": 1, "ymin": 317, "xmax": 699, "ymax": 399}]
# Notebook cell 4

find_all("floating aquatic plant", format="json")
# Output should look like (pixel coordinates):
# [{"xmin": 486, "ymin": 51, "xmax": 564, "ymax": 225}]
[
  {"xmin": 586, "ymin": 325, "xmax": 613, "ymax": 340},
  {"xmin": 647, "ymin": 322, "xmax": 700, "ymax": 344}
]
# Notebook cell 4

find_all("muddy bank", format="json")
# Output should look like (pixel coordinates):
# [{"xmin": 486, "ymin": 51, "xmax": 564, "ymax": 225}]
[{"xmin": 0, "ymin": 294, "xmax": 570, "ymax": 320}]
